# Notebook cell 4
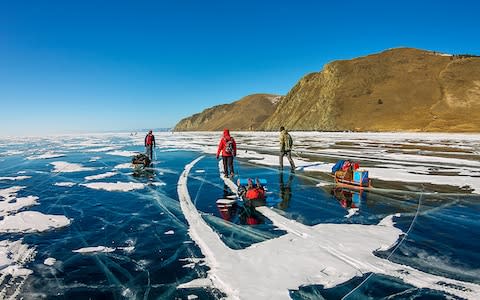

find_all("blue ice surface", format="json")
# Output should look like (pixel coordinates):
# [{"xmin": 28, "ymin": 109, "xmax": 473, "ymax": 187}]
[{"xmin": 0, "ymin": 137, "xmax": 479, "ymax": 299}]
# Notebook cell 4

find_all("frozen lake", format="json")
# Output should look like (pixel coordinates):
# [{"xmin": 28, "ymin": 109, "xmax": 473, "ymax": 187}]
[{"xmin": 0, "ymin": 131, "xmax": 479, "ymax": 299}]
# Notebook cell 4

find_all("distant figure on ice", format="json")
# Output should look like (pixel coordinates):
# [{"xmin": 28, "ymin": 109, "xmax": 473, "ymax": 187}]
[
  {"xmin": 279, "ymin": 126, "xmax": 295, "ymax": 171},
  {"xmin": 144, "ymin": 130, "xmax": 156, "ymax": 161},
  {"xmin": 216, "ymin": 129, "xmax": 237, "ymax": 178}
]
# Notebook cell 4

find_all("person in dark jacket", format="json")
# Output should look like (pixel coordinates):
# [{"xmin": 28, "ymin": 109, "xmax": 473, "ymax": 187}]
[
  {"xmin": 144, "ymin": 130, "xmax": 156, "ymax": 161},
  {"xmin": 216, "ymin": 129, "xmax": 237, "ymax": 178},
  {"xmin": 279, "ymin": 126, "xmax": 295, "ymax": 171}
]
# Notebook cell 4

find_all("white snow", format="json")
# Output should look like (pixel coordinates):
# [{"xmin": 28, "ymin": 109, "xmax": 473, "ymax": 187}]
[
  {"xmin": 0, "ymin": 211, "xmax": 71, "ymax": 233},
  {"xmin": 84, "ymin": 171, "xmax": 117, "ymax": 181},
  {"xmin": 113, "ymin": 163, "xmax": 132, "ymax": 169},
  {"xmin": 118, "ymin": 246, "xmax": 135, "ymax": 253},
  {"xmin": 0, "ymin": 182, "xmax": 71, "ymax": 289},
  {"xmin": 164, "ymin": 230, "xmax": 174, "ymax": 235},
  {"xmin": 0, "ymin": 195, "xmax": 39, "ymax": 217},
  {"xmin": 26, "ymin": 152, "xmax": 65, "ymax": 160},
  {"xmin": 0, "ymin": 239, "xmax": 36, "ymax": 278},
  {"xmin": 0, "ymin": 186, "xmax": 25, "ymax": 201},
  {"xmin": 0, "ymin": 176, "xmax": 31, "ymax": 181},
  {"xmin": 106, "ymin": 150, "xmax": 140, "ymax": 157},
  {"xmin": 0, "ymin": 265, "xmax": 33, "ymax": 277},
  {"xmin": 72, "ymin": 246, "xmax": 115, "ymax": 253},
  {"xmin": 80, "ymin": 181, "xmax": 145, "ymax": 192},
  {"xmin": 378, "ymin": 213, "xmax": 401, "ymax": 227},
  {"xmin": 84, "ymin": 146, "xmax": 120, "ymax": 152},
  {"xmin": 54, "ymin": 182, "xmax": 76, "ymax": 187},
  {"xmin": 43, "ymin": 257, "xmax": 56, "ymax": 266},
  {"xmin": 176, "ymin": 156, "xmax": 480, "ymax": 300},
  {"xmin": 0, "ymin": 186, "xmax": 39, "ymax": 216},
  {"xmin": 2, "ymin": 150, "xmax": 23, "ymax": 156},
  {"xmin": 50, "ymin": 161, "xmax": 96, "ymax": 173}
]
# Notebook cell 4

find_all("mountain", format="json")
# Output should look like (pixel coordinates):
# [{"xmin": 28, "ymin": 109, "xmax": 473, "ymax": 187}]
[
  {"xmin": 261, "ymin": 48, "xmax": 480, "ymax": 132},
  {"xmin": 174, "ymin": 94, "xmax": 282, "ymax": 131},
  {"xmin": 174, "ymin": 48, "xmax": 480, "ymax": 132}
]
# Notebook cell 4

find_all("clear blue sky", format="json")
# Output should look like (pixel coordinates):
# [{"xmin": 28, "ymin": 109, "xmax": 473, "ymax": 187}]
[{"xmin": 1, "ymin": 0, "xmax": 479, "ymax": 136}]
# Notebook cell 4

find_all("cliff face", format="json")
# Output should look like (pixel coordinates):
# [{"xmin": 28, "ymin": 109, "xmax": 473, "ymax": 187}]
[
  {"xmin": 174, "ymin": 48, "xmax": 480, "ymax": 132},
  {"xmin": 261, "ymin": 48, "xmax": 480, "ymax": 132},
  {"xmin": 174, "ymin": 94, "xmax": 282, "ymax": 131}
]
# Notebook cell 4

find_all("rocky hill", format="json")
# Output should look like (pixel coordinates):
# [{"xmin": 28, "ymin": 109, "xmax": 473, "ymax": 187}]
[
  {"xmin": 174, "ymin": 48, "xmax": 480, "ymax": 132},
  {"xmin": 174, "ymin": 94, "xmax": 282, "ymax": 131}
]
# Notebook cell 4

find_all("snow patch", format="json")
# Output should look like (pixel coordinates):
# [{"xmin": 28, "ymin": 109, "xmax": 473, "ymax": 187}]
[
  {"xmin": 378, "ymin": 213, "xmax": 401, "ymax": 227},
  {"xmin": 72, "ymin": 246, "xmax": 115, "ymax": 253},
  {"xmin": 84, "ymin": 146, "xmax": 120, "ymax": 152},
  {"xmin": 81, "ymin": 181, "xmax": 145, "ymax": 192},
  {"xmin": 44, "ymin": 257, "xmax": 56, "ymax": 266},
  {"xmin": 113, "ymin": 163, "xmax": 132, "ymax": 169},
  {"xmin": 0, "ymin": 176, "xmax": 31, "ymax": 181},
  {"xmin": 54, "ymin": 182, "xmax": 76, "ymax": 187},
  {"xmin": 0, "ymin": 211, "xmax": 71, "ymax": 233},
  {"xmin": 84, "ymin": 171, "xmax": 117, "ymax": 181},
  {"xmin": 26, "ymin": 152, "xmax": 65, "ymax": 160},
  {"xmin": 106, "ymin": 150, "xmax": 140, "ymax": 157},
  {"xmin": 50, "ymin": 161, "xmax": 96, "ymax": 173},
  {"xmin": 0, "ymin": 239, "xmax": 36, "ymax": 278}
]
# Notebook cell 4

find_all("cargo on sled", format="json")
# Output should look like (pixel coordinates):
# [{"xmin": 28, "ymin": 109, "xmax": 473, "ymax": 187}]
[
  {"xmin": 132, "ymin": 153, "xmax": 151, "ymax": 169},
  {"xmin": 331, "ymin": 160, "xmax": 371, "ymax": 190},
  {"xmin": 216, "ymin": 177, "xmax": 278, "ymax": 207}
]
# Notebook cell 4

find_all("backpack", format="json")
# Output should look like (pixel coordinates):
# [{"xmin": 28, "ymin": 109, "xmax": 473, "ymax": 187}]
[
  {"xmin": 331, "ymin": 160, "xmax": 346, "ymax": 174},
  {"xmin": 224, "ymin": 138, "xmax": 234, "ymax": 155},
  {"xmin": 146, "ymin": 134, "xmax": 154, "ymax": 145},
  {"xmin": 285, "ymin": 133, "xmax": 293, "ymax": 149}
]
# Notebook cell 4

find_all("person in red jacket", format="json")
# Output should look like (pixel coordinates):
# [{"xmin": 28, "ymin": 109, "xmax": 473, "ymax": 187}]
[
  {"xmin": 216, "ymin": 129, "xmax": 237, "ymax": 178},
  {"xmin": 144, "ymin": 130, "xmax": 156, "ymax": 161}
]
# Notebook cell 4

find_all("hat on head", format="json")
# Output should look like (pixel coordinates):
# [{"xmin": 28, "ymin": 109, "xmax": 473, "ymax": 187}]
[{"xmin": 280, "ymin": 126, "xmax": 285, "ymax": 131}]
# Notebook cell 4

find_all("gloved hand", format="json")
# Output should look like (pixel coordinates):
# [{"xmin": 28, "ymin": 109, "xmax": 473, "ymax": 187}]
[{"xmin": 216, "ymin": 156, "xmax": 219, "ymax": 160}]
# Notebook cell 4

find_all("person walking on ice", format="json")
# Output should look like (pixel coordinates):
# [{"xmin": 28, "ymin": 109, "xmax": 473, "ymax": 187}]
[
  {"xmin": 279, "ymin": 126, "xmax": 295, "ymax": 172},
  {"xmin": 216, "ymin": 129, "xmax": 237, "ymax": 178},
  {"xmin": 144, "ymin": 130, "xmax": 156, "ymax": 161}
]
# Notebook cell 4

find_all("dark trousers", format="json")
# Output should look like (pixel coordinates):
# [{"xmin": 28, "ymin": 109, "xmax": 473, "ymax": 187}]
[
  {"xmin": 222, "ymin": 156, "xmax": 234, "ymax": 176},
  {"xmin": 146, "ymin": 145, "xmax": 153, "ymax": 160},
  {"xmin": 279, "ymin": 150, "xmax": 295, "ymax": 169}
]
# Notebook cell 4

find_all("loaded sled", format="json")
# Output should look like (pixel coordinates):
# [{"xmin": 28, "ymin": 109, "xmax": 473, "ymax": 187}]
[
  {"xmin": 331, "ymin": 160, "xmax": 371, "ymax": 190},
  {"xmin": 132, "ymin": 153, "xmax": 151, "ymax": 168}
]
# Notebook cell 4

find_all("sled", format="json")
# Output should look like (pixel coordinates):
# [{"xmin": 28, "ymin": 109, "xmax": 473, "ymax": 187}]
[
  {"xmin": 132, "ymin": 153, "xmax": 151, "ymax": 168},
  {"xmin": 332, "ymin": 170, "xmax": 372, "ymax": 190}
]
